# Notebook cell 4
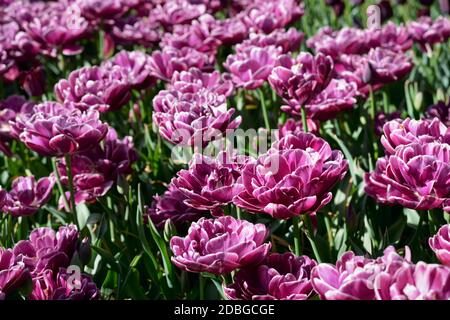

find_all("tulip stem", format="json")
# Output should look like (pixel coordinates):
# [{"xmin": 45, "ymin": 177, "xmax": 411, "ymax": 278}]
[
  {"xmin": 65, "ymin": 154, "xmax": 79, "ymax": 229},
  {"xmin": 300, "ymin": 106, "xmax": 309, "ymax": 133},
  {"xmin": 52, "ymin": 158, "xmax": 70, "ymax": 213},
  {"xmin": 236, "ymin": 206, "xmax": 242, "ymax": 220},
  {"xmin": 257, "ymin": 88, "xmax": 271, "ymax": 131},
  {"xmin": 302, "ymin": 214, "xmax": 322, "ymax": 263},
  {"xmin": 292, "ymin": 216, "xmax": 301, "ymax": 256},
  {"xmin": 199, "ymin": 274, "xmax": 206, "ymax": 300}
]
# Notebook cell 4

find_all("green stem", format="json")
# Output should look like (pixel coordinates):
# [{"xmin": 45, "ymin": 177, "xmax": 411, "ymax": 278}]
[
  {"xmin": 257, "ymin": 88, "xmax": 271, "ymax": 131},
  {"xmin": 64, "ymin": 154, "xmax": 79, "ymax": 228},
  {"xmin": 52, "ymin": 158, "xmax": 70, "ymax": 213},
  {"xmin": 199, "ymin": 273, "xmax": 206, "ymax": 300},
  {"xmin": 302, "ymin": 214, "xmax": 322, "ymax": 263},
  {"xmin": 300, "ymin": 106, "xmax": 309, "ymax": 133},
  {"xmin": 236, "ymin": 207, "xmax": 242, "ymax": 220},
  {"xmin": 292, "ymin": 216, "xmax": 301, "ymax": 256}
]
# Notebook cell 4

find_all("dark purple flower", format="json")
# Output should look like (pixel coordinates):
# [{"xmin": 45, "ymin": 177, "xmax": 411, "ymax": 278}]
[
  {"xmin": 2, "ymin": 176, "xmax": 55, "ymax": 217},
  {"xmin": 375, "ymin": 111, "xmax": 402, "ymax": 136},
  {"xmin": 281, "ymin": 79, "xmax": 358, "ymax": 121},
  {"xmin": 268, "ymin": 53, "xmax": 334, "ymax": 107},
  {"xmin": 76, "ymin": 0, "xmax": 126, "ymax": 21},
  {"xmin": 211, "ymin": 16, "xmax": 248, "ymax": 46},
  {"xmin": 146, "ymin": 182, "xmax": 207, "ymax": 229},
  {"xmin": 374, "ymin": 262, "xmax": 450, "ymax": 300},
  {"xmin": 426, "ymin": 101, "xmax": 450, "ymax": 126},
  {"xmin": 170, "ymin": 216, "xmax": 271, "ymax": 275},
  {"xmin": 233, "ymin": 132, "xmax": 348, "ymax": 219},
  {"xmin": 55, "ymin": 66, "xmax": 131, "ymax": 112},
  {"xmin": 19, "ymin": 66, "xmax": 46, "ymax": 97},
  {"xmin": 407, "ymin": 16, "xmax": 450, "ymax": 47},
  {"xmin": 13, "ymin": 225, "xmax": 79, "ymax": 274},
  {"xmin": 244, "ymin": 28, "xmax": 304, "ymax": 53},
  {"xmin": 148, "ymin": 46, "xmax": 212, "ymax": 82},
  {"xmin": 429, "ymin": 224, "xmax": 450, "ymax": 267},
  {"xmin": 224, "ymin": 44, "xmax": 281, "ymax": 90},
  {"xmin": 152, "ymin": 88, "xmax": 241, "ymax": 146},
  {"xmin": 16, "ymin": 101, "xmax": 108, "ymax": 156},
  {"xmin": 172, "ymin": 152, "xmax": 244, "ymax": 215},
  {"xmin": 365, "ymin": 141, "xmax": 450, "ymax": 212},
  {"xmin": 30, "ymin": 268, "xmax": 99, "ymax": 300},
  {"xmin": 152, "ymin": 0, "xmax": 206, "ymax": 29},
  {"xmin": 103, "ymin": 50, "xmax": 155, "ymax": 90},
  {"xmin": 23, "ymin": 2, "xmax": 90, "ymax": 56},
  {"xmin": 0, "ymin": 248, "xmax": 31, "ymax": 300},
  {"xmin": 224, "ymin": 253, "xmax": 317, "ymax": 300},
  {"xmin": 169, "ymin": 68, "xmax": 234, "ymax": 97},
  {"xmin": 110, "ymin": 15, "xmax": 161, "ymax": 48}
]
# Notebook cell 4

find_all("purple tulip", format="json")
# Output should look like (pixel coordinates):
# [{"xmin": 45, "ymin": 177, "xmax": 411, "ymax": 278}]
[
  {"xmin": 1, "ymin": 176, "xmax": 55, "ymax": 217},
  {"xmin": 281, "ymin": 79, "xmax": 358, "ymax": 120},
  {"xmin": 224, "ymin": 253, "xmax": 317, "ymax": 300},
  {"xmin": 233, "ymin": 132, "xmax": 348, "ymax": 219},
  {"xmin": 16, "ymin": 101, "xmax": 108, "ymax": 156},
  {"xmin": 426, "ymin": 101, "xmax": 450, "ymax": 126},
  {"xmin": 19, "ymin": 66, "xmax": 46, "ymax": 97},
  {"xmin": 146, "ymin": 182, "xmax": 207, "ymax": 229},
  {"xmin": 23, "ymin": 2, "xmax": 90, "ymax": 56},
  {"xmin": 365, "ymin": 141, "xmax": 450, "ymax": 212},
  {"xmin": 374, "ymin": 262, "xmax": 450, "ymax": 300},
  {"xmin": 269, "ymin": 53, "xmax": 334, "ymax": 107},
  {"xmin": 103, "ymin": 50, "xmax": 155, "ymax": 90},
  {"xmin": 429, "ymin": 224, "xmax": 450, "ymax": 266},
  {"xmin": 0, "ymin": 248, "xmax": 31, "ymax": 300},
  {"xmin": 152, "ymin": 88, "xmax": 241, "ymax": 146},
  {"xmin": 170, "ymin": 216, "xmax": 271, "ymax": 275},
  {"xmin": 172, "ymin": 152, "xmax": 244, "ymax": 216},
  {"xmin": 148, "ymin": 46, "xmax": 212, "ymax": 82},
  {"xmin": 161, "ymin": 14, "xmax": 222, "ymax": 56},
  {"xmin": 111, "ymin": 15, "xmax": 161, "ymax": 48},
  {"xmin": 244, "ymin": 28, "xmax": 304, "ymax": 54},
  {"xmin": 311, "ymin": 246, "xmax": 411, "ymax": 300},
  {"xmin": 367, "ymin": 22, "xmax": 413, "ymax": 52},
  {"xmin": 224, "ymin": 44, "xmax": 281, "ymax": 90},
  {"xmin": 152, "ymin": 0, "xmax": 206, "ymax": 29},
  {"xmin": 76, "ymin": 0, "xmax": 126, "ymax": 21},
  {"xmin": 169, "ymin": 68, "xmax": 234, "ymax": 97},
  {"xmin": 30, "ymin": 268, "xmax": 99, "ymax": 300},
  {"xmin": 277, "ymin": 118, "xmax": 320, "ymax": 138},
  {"xmin": 375, "ymin": 112, "xmax": 402, "ymax": 136},
  {"xmin": 13, "ymin": 225, "xmax": 79, "ymax": 274},
  {"xmin": 242, "ymin": 0, "xmax": 304, "ymax": 34},
  {"xmin": 211, "ymin": 16, "xmax": 248, "ymax": 46},
  {"xmin": 380, "ymin": 118, "xmax": 449, "ymax": 155},
  {"xmin": 407, "ymin": 16, "xmax": 450, "ymax": 47},
  {"xmin": 55, "ymin": 66, "xmax": 131, "ymax": 112}
]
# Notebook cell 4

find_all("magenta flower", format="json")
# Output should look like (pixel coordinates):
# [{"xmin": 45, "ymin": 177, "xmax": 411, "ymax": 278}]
[
  {"xmin": 408, "ymin": 16, "xmax": 450, "ymax": 47},
  {"xmin": 268, "ymin": 53, "xmax": 334, "ymax": 107},
  {"xmin": 152, "ymin": 88, "xmax": 241, "ymax": 146},
  {"xmin": 169, "ymin": 68, "xmax": 234, "ymax": 97},
  {"xmin": 0, "ymin": 248, "xmax": 31, "ymax": 300},
  {"xmin": 172, "ymin": 152, "xmax": 244, "ymax": 216},
  {"xmin": 13, "ymin": 225, "xmax": 79, "ymax": 274},
  {"xmin": 161, "ymin": 14, "xmax": 222, "ymax": 56},
  {"xmin": 16, "ymin": 101, "xmax": 108, "ymax": 156},
  {"xmin": 103, "ymin": 50, "xmax": 155, "ymax": 90},
  {"xmin": 429, "ymin": 224, "xmax": 450, "ymax": 266},
  {"xmin": 365, "ymin": 141, "xmax": 450, "ymax": 212},
  {"xmin": 374, "ymin": 262, "xmax": 450, "ymax": 300},
  {"xmin": 2, "ymin": 176, "xmax": 55, "ymax": 217},
  {"xmin": 148, "ymin": 46, "xmax": 212, "ymax": 82},
  {"xmin": 311, "ymin": 246, "xmax": 411, "ymax": 300},
  {"xmin": 281, "ymin": 79, "xmax": 358, "ymax": 120},
  {"xmin": 146, "ymin": 182, "xmax": 207, "ymax": 229},
  {"xmin": 426, "ymin": 101, "xmax": 450, "ymax": 126},
  {"xmin": 277, "ymin": 118, "xmax": 319, "ymax": 138},
  {"xmin": 233, "ymin": 133, "xmax": 348, "ymax": 219},
  {"xmin": 224, "ymin": 253, "xmax": 317, "ymax": 300},
  {"xmin": 55, "ymin": 66, "xmax": 131, "ymax": 112},
  {"xmin": 76, "ymin": 0, "xmax": 126, "ymax": 21},
  {"xmin": 30, "ymin": 268, "xmax": 99, "ymax": 300},
  {"xmin": 152, "ymin": 0, "xmax": 206, "ymax": 29},
  {"xmin": 224, "ymin": 44, "xmax": 281, "ymax": 90},
  {"xmin": 380, "ymin": 118, "xmax": 449, "ymax": 155},
  {"xmin": 242, "ymin": 0, "xmax": 304, "ymax": 34},
  {"xmin": 111, "ymin": 15, "xmax": 161, "ymax": 48},
  {"xmin": 375, "ymin": 112, "xmax": 402, "ymax": 136},
  {"xmin": 244, "ymin": 28, "xmax": 304, "ymax": 53},
  {"xmin": 23, "ymin": 2, "xmax": 90, "ymax": 56},
  {"xmin": 211, "ymin": 16, "xmax": 248, "ymax": 46},
  {"xmin": 170, "ymin": 216, "xmax": 271, "ymax": 275},
  {"xmin": 367, "ymin": 22, "xmax": 413, "ymax": 52}
]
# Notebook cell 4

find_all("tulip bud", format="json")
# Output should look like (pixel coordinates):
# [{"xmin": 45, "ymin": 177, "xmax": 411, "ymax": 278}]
[{"xmin": 78, "ymin": 237, "xmax": 92, "ymax": 266}]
